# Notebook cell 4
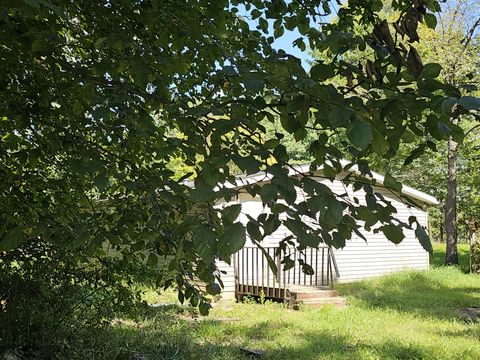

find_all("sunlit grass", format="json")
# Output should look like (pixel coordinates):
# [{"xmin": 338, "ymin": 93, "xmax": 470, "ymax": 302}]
[{"xmin": 69, "ymin": 243, "xmax": 480, "ymax": 360}]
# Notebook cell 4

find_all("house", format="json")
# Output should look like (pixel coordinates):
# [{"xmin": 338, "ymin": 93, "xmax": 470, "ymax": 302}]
[{"xmin": 215, "ymin": 161, "xmax": 439, "ymax": 301}]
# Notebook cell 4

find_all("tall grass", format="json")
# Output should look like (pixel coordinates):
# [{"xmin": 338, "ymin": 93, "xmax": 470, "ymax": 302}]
[{"xmin": 57, "ymin": 242, "xmax": 480, "ymax": 360}]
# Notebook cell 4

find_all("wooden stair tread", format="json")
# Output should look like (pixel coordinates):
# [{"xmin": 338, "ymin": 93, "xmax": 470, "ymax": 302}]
[
  {"xmin": 286, "ymin": 284, "xmax": 331, "ymax": 291},
  {"xmin": 290, "ymin": 290, "xmax": 338, "ymax": 300},
  {"xmin": 300, "ymin": 296, "xmax": 347, "ymax": 303}
]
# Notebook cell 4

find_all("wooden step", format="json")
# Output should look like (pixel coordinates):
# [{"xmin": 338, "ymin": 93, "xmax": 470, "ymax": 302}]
[
  {"xmin": 289, "ymin": 289, "xmax": 339, "ymax": 300},
  {"xmin": 301, "ymin": 297, "xmax": 348, "ymax": 309},
  {"xmin": 288, "ymin": 288, "xmax": 348, "ymax": 309},
  {"xmin": 287, "ymin": 284, "xmax": 331, "ymax": 291}
]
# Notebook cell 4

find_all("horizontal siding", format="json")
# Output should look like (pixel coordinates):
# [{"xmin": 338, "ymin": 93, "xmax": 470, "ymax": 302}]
[
  {"xmin": 328, "ymin": 176, "xmax": 429, "ymax": 281},
  {"xmin": 213, "ymin": 171, "xmax": 432, "ymax": 294},
  {"xmin": 216, "ymin": 260, "xmax": 235, "ymax": 299},
  {"xmin": 231, "ymin": 173, "xmax": 430, "ymax": 287}
]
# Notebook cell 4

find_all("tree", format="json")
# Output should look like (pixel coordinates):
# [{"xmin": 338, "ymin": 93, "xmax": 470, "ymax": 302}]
[
  {"xmin": 365, "ymin": 0, "xmax": 480, "ymax": 268},
  {"xmin": 422, "ymin": 0, "xmax": 480, "ymax": 265},
  {"xmin": 1, "ymin": 0, "xmax": 479, "ymax": 330}
]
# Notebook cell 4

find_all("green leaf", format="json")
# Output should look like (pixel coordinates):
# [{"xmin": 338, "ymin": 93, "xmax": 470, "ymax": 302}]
[
  {"xmin": 258, "ymin": 17, "xmax": 268, "ymax": 32},
  {"xmin": 243, "ymin": 73, "xmax": 264, "ymax": 93},
  {"xmin": 147, "ymin": 252, "xmax": 158, "ymax": 268},
  {"xmin": 322, "ymin": 198, "xmax": 344, "ymax": 227},
  {"xmin": 94, "ymin": 37, "xmax": 108, "ymax": 50},
  {"xmin": 287, "ymin": 95, "xmax": 306, "ymax": 113},
  {"xmin": 189, "ymin": 187, "xmax": 216, "ymax": 202},
  {"xmin": 346, "ymin": 119, "xmax": 373, "ymax": 150},
  {"xmin": 457, "ymin": 96, "xmax": 480, "ymax": 111},
  {"xmin": 218, "ymin": 223, "xmax": 246, "ymax": 260},
  {"xmin": 415, "ymin": 223, "xmax": 433, "ymax": 253},
  {"xmin": 178, "ymin": 290, "xmax": 184, "ymax": 304},
  {"xmin": 381, "ymin": 224, "xmax": 405, "ymax": 244},
  {"xmin": 233, "ymin": 156, "xmax": 261, "ymax": 174},
  {"xmin": 441, "ymin": 97, "xmax": 457, "ymax": 114},
  {"xmin": 372, "ymin": 129, "xmax": 389, "ymax": 156},
  {"xmin": 199, "ymin": 301, "xmax": 211, "ymax": 316},
  {"xmin": 356, "ymin": 206, "xmax": 377, "ymax": 227},
  {"xmin": 0, "ymin": 226, "xmax": 25, "ymax": 251},
  {"xmin": 404, "ymin": 144, "xmax": 427, "ymax": 166},
  {"xmin": 93, "ymin": 173, "xmax": 109, "ymax": 191},
  {"xmin": 253, "ymin": 96, "xmax": 267, "ymax": 109},
  {"xmin": 206, "ymin": 282, "xmax": 221, "ymax": 295},
  {"xmin": 282, "ymin": 256, "xmax": 295, "ymax": 271},
  {"xmin": 260, "ymin": 183, "xmax": 278, "ymax": 203},
  {"xmin": 274, "ymin": 26, "xmax": 284, "ymax": 38},
  {"xmin": 280, "ymin": 113, "xmax": 300, "ymax": 134},
  {"xmin": 192, "ymin": 225, "xmax": 216, "ymax": 261},
  {"xmin": 421, "ymin": 63, "xmax": 442, "ymax": 79},
  {"xmin": 222, "ymin": 204, "xmax": 242, "ymax": 224},
  {"xmin": 284, "ymin": 219, "xmax": 319, "ymax": 248},
  {"xmin": 322, "ymin": 164, "xmax": 336, "ymax": 180},
  {"xmin": 247, "ymin": 221, "xmax": 263, "ymax": 241},
  {"xmin": 262, "ymin": 214, "xmax": 281, "ymax": 236},
  {"xmin": 424, "ymin": 13, "xmax": 437, "ymax": 29},
  {"xmin": 328, "ymin": 108, "xmax": 351, "ymax": 127},
  {"xmin": 201, "ymin": 166, "xmax": 220, "ymax": 186},
  {"xmin": 384, "ymin": 173, "xmax": 402, "ymax": 192},
  {"xmin": 23, "ymin": 0, "xmax": 40, "ymax": 8},
  {"xmin": 310, "ymin": 62, "xmax": 335, "ymax": 81}
]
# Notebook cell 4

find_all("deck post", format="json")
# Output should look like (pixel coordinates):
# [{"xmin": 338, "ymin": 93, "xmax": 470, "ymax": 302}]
[
  {"xmin": 276, "ymin": 249, "xmax": 281, "ymax": 298},
  {"xmin": 233, "ymin": 251, "xmax": 238, "ymax": 301}
]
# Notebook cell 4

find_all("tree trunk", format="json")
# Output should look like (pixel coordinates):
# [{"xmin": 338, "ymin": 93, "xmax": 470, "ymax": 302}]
[{"xmin": 445, "ymin": 134, "xmax": 459, "ymax": 265}]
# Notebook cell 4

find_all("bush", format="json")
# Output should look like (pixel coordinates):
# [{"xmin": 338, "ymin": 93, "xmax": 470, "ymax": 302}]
[{"xmin": 0, "ymin": 241, "xmax": 167, "ymax": 359}]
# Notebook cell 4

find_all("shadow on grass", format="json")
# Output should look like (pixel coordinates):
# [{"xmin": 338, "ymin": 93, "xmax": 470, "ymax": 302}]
[
  {"xmin": 338, "ymin": 270, "xmax": 480, "ymax": 321},
  {"xmin": 265, "ymin": 332, "xmax": 429, "ymax": 360},
  {"xmin": 203, "ymin": 320, "xmax": 432, "ymax": 360},
  {"xmin": 69, "ymin": 305, "xmax": 242, "ymax": 360},
  {"xmin": 65, "ymin": 300, "xmax": 480, "ymax": 360},
  {"xmin": 86, "ymin": 315, "xmax": 433, "ymax": 360}
]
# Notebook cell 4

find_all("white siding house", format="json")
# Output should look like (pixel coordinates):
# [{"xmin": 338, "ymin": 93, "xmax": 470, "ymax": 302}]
[{"xmin": 216, "ymin": 162, "xmax": 438, "ymax": 300}]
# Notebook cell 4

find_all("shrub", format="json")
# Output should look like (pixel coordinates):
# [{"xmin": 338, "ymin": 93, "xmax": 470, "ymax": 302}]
[{"xmin": 0, "ymin": 241, "xmax": 166, "ymax": 358}]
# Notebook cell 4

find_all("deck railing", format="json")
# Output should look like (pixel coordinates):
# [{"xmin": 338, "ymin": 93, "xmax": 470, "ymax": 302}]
[{"xmin": 233, "ymin": 246, "xmax": 339, "ymax": 301}]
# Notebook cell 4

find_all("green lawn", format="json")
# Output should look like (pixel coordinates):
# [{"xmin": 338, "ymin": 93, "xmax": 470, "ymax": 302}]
[
  {"xmin": 430, "ymin": 241, "xmax": 471, "ymax": 272},
  {"xmin": 71, "ymin": 243, "xmax": 479, "ymax": 360}
]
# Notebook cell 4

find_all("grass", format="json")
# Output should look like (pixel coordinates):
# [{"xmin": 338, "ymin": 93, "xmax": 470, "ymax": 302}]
[
  {"xmin": 69, "ymin": 243, "xmax": 479, "ymax": 360},
  {"xmin": 430, "ymin": 241, "xmax": 471, "ymax": 272}
]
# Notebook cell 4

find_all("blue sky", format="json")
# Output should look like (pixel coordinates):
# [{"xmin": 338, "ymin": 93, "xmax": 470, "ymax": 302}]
[
  {"xmin": 271, "ymin": 29, "xmax": 314, "ymax": 69},
  {"xmin": 238, "ymin": 6, "xmax": 317, "ymax": 70},
  {"xmin": 238, "ymin": 2, "xmax": 339, "ymax": 70}
]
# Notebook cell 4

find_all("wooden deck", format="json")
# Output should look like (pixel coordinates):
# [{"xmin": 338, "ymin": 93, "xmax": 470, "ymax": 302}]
[{"xmin": 234, "ymin": 246, "xmax": 339, "ymax": 302}]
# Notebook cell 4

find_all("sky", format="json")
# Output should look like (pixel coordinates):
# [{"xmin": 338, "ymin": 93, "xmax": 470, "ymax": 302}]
[
  {"xmin": 238, "ymin": 2, "xmax": 339, "ymax": 70},
  {"xmin": 237, "ymin": 6, "xmax": 327, "ymax": 70},
  {"xmin": 271, "ymin": 29, "xmax": 314, "ymax": 69}
]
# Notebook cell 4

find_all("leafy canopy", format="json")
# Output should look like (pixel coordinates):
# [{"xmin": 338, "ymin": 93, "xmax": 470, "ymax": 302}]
[{"xmin": 1, "ymin": 0, "xmax": 479, "ymax": 311}]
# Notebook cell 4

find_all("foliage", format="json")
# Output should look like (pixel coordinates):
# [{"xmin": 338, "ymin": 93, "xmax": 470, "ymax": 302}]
[
  {"xmin": 0, "ymin": 241, "xmax": 165, "ymax": 357},
  {"xmin": 366, "ymin": 0, "xmax": 480, "ymax": 245},
  {"xmin": 1, "ymin": 0, "xmax": 480, "ymax": 339}
]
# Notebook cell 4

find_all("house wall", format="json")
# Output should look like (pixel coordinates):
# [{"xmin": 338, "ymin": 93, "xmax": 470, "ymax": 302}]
[
  {"xmin": 216, "ymin": 260, "xmax": 236, "ymax": 300},
  {"xmin": 327, "ymin": 178, "xmax": 430, "ymax": 283},
  {"xmin": 216, "ymin": 172, "xmax": 430, "ymax": 299}
]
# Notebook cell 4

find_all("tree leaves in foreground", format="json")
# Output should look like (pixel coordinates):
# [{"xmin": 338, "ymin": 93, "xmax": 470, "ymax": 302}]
[{"xmin": 1, "ymin": 0, "xmax": 479, "ymax": 317}]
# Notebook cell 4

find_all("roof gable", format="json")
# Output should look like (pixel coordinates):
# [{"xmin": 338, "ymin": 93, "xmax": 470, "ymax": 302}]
[{"xmin": 229, "ymin": 160, "xmax": 439, "ymax": 207}]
